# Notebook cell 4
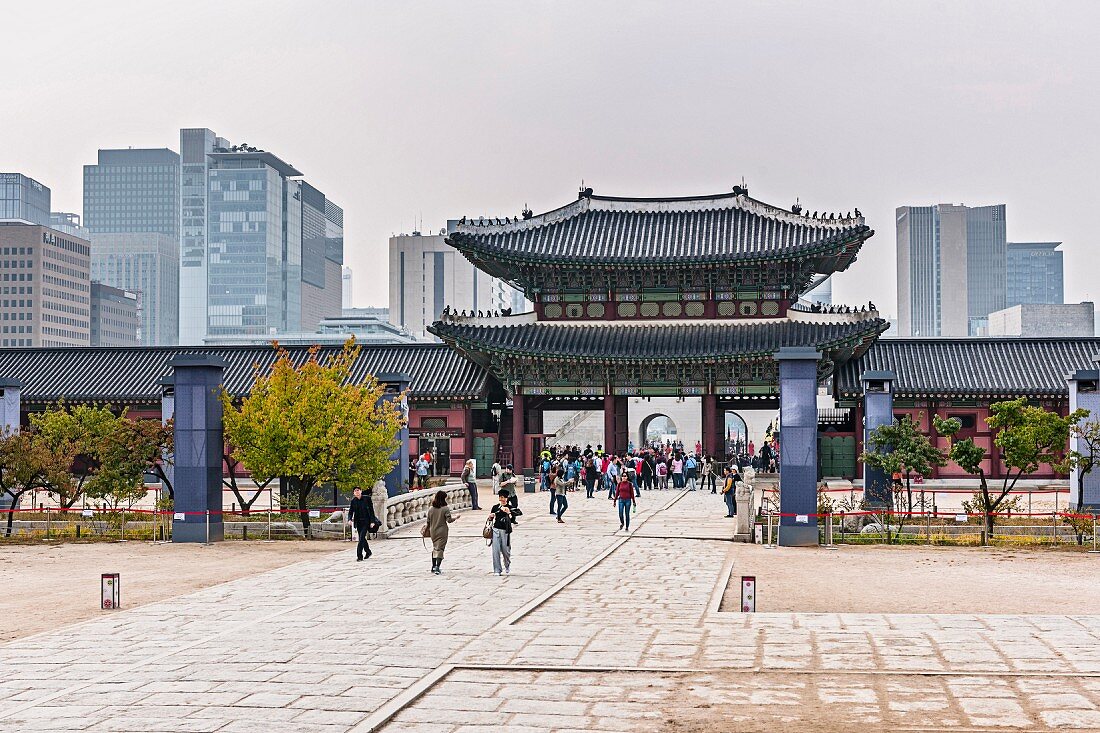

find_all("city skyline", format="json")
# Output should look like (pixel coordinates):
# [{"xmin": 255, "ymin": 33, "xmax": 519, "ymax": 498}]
[{"xmin": 2, "ymin": 1, "xmax": 1097, "ymax": 316}]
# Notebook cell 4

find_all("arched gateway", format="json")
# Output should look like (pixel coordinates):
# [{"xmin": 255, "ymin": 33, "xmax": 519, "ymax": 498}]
[{"xmin": 431, "ymin": 188, "xmax": 886, "ymax": 545}]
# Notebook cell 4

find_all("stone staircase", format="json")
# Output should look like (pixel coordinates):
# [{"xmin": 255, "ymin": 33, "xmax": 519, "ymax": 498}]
[{"xmin": 545, "ymin": 409, "xmax": 605, "ymax": 448}]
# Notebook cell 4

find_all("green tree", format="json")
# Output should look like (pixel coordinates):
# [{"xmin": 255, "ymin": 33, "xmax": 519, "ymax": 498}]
[
  {"xmin": 0, "ymin": 429, "xmax": 70, "ymax": 537},
  {"xmin": 861, "ymin": 413, "xmax": 946, "ymax": 513},
  {"xmin": 935, "ymin": 399, "xmax": 1085, "ymax": 540},
  {"xmin": 221, "ymin": 340, "xmax": 406, "ymax": 535},
  {"xmin": 30, "ymin": 403, "xmax": 118, "ymax": 509}
]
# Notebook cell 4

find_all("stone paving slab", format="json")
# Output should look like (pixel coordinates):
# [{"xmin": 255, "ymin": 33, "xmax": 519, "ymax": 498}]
[{"xmin": 5, "ymin": 489, "xmax": 1100, "ymax": 733}]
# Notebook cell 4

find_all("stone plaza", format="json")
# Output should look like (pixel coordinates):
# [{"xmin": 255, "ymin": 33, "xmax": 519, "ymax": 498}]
[{"xmin": 5, "ymin": 488, "xmax": 1100, "ymax": 732}]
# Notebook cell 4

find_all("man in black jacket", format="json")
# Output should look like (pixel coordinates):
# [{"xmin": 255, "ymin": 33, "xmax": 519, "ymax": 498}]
[{"xmin": 347, "ymin": 486, "xmax": 380, "ymax": 561}]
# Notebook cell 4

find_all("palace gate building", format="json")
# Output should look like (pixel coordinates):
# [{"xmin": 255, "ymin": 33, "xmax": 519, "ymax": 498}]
[{"xmin": 431, "ymin": 187, "xmax": 888, "ymax": 545}]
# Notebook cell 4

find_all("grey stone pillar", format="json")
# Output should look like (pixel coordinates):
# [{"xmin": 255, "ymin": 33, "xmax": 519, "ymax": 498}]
[
  {"xmin": 377, "ymin": 373, "xmax": 411, "ymax": 498},
  {"xmin": 1069, "ymin": 368, "xmax": 1100, "ymax": 511},
  {"xmin": 0, "ymin": 379, "xmax": 20, "ymax": 512},
  {"xmin": 170, "ymin": 355, "xmax": 227, "ymax": 543},
  {"xmin": 861, "ymin": 370, "xmax": 896, "ymax": 508},
  {"xmin": 775, "ymin": 347, "xmax": 820, "ymax": 547}
]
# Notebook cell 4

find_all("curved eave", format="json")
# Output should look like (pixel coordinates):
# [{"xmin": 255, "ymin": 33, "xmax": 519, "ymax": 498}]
[
  {"xmin": 447, "ymin": 226, "xmax": 872, "ymax": 274},
  {"xmin": 428, "ymin": 319, "xmax": 887, "ymax": 365}
]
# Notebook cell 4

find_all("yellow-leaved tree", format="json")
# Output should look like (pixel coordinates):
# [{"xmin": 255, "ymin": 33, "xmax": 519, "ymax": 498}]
[{"xmin": 221, "ymin": 339, "xmax": 406, "ymax": 535}]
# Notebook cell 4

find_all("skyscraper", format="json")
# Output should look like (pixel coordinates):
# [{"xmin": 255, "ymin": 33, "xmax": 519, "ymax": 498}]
[
  {"xmin": 83, "ymin": 149, "xmax": 180, "ymax": 236},
  {"xmin": 1006, "ymin": 242, "xmax": 1063, "ymax": 306},
  {"xmin": 388, "ymin": 230, "xmax": 514, "ymax": 340},
  {"xmin": 897, "ymin": 203, "xmax": 1006, "ymax": 336},
  {"xmin": 83, "ymin": 148, "xmax": 181, "ymax": 345},
  {"xmin": 179, "ymin": 130, "xmax": 345, "ymax": 342},
  {"xmin": 89, "ymin": 282, "xmax": 139, "ymax": 346},
  {"xmin": 0, "ymin": 173, "xmax": 51, "ymax": 225},
  {"xmin": 90, "ymin": 233, "xmax": 179, "ymax": 346}
]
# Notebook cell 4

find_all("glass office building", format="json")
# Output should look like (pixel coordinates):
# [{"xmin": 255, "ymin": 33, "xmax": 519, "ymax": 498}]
[
  {"xmin": 83, "ymin": 149, "xmax": 179, "ymax": 235},
  {"xmin": 0, "ymin": 173, "xmax": 51, "ymax": 225},
  {"xmin": 1007, "ymin": 242, "xmax": 1063, "ymax": 306}
]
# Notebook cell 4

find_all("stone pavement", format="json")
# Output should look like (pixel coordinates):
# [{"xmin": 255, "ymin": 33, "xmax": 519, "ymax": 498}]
[{"xmin": 2, "ymin": 488, "xmax": 1100, "ymax": 732}]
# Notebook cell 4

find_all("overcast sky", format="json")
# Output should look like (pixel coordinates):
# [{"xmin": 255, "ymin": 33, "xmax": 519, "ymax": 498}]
[{"xmin": 3, "ymin": 1, "xmax": 1097, "ymax": 315}]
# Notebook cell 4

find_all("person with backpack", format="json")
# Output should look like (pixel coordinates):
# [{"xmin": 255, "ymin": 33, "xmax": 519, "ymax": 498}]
[
  {"xmin": 639, "ymin": 453, "xmax": 654, "ymax": 493},
  {"xmin": 541, "ymin": 454, "xmax": 554, "ymax": 514},
  {"xmin": 656, "ymin": 458, "xmax": 669, "ymax": 490},
  {"xmin": 685, "ymin": 453, "xmax": 698, "ymax": 491},
  {"xmin": 461, "ymin": 459, "xmax": 480, "ymax": 510},
  {"xmin": 614, "ymin": 470, "xmax": 636, "ymax": 532},
  {"xmin": 426, "ymin": 490, "xmax": 459, "ymax": 574},
  {"xmin": 489, "ymin": 489, "xmax": 521, "ymax": 576}
]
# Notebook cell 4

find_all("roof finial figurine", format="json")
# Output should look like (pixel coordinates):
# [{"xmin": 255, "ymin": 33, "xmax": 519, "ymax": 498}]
[
  {"xmin": 829, "ymin": 212, "xmax": 836, "ymax": 220},
  {"xmin": 855, "ymin": 208, "xmax": 862, "ymax": 218},
  {"xmin": 791, "ymin": 198, "xmax": 802, "ymax": 215},
  {"xmin": 502, "ymin": 307, "xmax": 512, "ymax": 316},
  {"xmin": 811, "ymin": 211, "xmax": 818, "ymax": 219},
  {"xmin": 869, "ymin": 300, "xmax": 876, "ymax": 311},
  {"xmin": 522, "ymin": 205, "xmax": 533, "ymax": 220},
  {"xmin": 846, "ymin": 211, "xmax": 852, "ymax": 219}
]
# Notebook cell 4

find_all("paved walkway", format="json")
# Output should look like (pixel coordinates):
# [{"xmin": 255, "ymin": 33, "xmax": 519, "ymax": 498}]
[{"xmin": 3, "ymin": 489, "xmax": 1100, "ymax": 732}]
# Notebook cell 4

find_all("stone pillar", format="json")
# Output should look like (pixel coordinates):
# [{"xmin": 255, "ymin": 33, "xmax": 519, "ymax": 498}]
[
  {"xmin": 170, "ymin": 355, "xmax": 227, "ymax": 543},
  {"xmin": 377, "ymin": 373, "xmax": 411, "ymax": 498},
  {"xmin": 734, "ymin": 480, "xmax": 754, "ymax": 538},
  {"xmin": 701, "ymin": 394, "xmax": 719, "ymax": 457},
  {"xmin": 0, "ymin": 379, "xmax": 20, "ymax": 513},
  {"xmin": 512, "ymin": 392, "xmax": 525, "ymax": 471},
  {"xmin": 775, "ymin": 347, "xmax": 820, "ymax": 547},
  {"xmin": 1069, "ymin": 368, "xmax": 1100, "ymax": 510},
  {"xmin": 861, "ymin": 370, "xmax": 896, "ymax": 508}
]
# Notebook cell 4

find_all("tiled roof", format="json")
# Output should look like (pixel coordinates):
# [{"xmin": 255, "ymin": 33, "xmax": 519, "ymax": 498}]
[
  {"xmin": 836, "ymin": 338, "xmax": 1100, "ymax": 398},
  {"xmin": 0, "ymin": 344, "xmax": 488, "ymax": 404},
  {"xmin": 449, "ymin": 191, "xmax": 871, "ymax": 266},
  {"xmin": 430, "ymin": 318, "xmax": 887, "ymax": 362}
]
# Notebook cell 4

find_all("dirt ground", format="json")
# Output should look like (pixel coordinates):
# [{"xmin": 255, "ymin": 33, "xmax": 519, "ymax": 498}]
[
  {"xmin": 0, "ymin": 540, "xmax": 341, "ymax": 642},
  {"xmin": 722, "ymin": 543, "xmax": 1100, "ymax": 614}
]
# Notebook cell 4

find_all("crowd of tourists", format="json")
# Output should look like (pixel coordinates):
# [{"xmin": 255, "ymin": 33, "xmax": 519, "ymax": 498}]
[{"xmin": 351, "ymin": 441, "xmax": 754, "ymax": 576}]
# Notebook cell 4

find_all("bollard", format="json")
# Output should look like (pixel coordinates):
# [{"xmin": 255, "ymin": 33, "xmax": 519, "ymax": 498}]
[
  {"xmin": 121, "ymin": 509, "xmax": 126, "ymax": 542},
  {"xmin": 764, "ymin": 510, "xmax": 776, "ymax": 549},
  {"xmin": 101, "ymin": 573, "xmax": 120, "ymax": 610},
  {"xmin": 45, "ymin": 506, "xmax": 50, "ymax": 540},
  {"xmin": 205, "ymin": 509, "xmax": 210, "ymax": 544},
  {"xmin": 824, "ymin": 511, "xmax": 837, "ymax": 549},
  {"xmin": 1090, "ymin": 515, "xmax": 1100, "ymax": 554}
]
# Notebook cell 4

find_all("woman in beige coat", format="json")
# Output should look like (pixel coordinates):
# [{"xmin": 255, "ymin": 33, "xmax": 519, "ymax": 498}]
[{"xmin": 427, "ymin": 490, "xmax": 459, "ymax": 575}]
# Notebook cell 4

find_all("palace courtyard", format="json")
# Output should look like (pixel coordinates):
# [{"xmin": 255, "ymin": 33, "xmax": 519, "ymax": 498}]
[{"xmin": 4, "ymin": 489, "xmax": 1100, "ymax": 732}]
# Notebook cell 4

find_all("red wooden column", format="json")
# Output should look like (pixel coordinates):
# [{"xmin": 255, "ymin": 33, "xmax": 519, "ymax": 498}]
[
  {"xmin": 702, "ymin": 393, "xmax": 719, "ymax": 457},
  {"xmin": 512, "ymin": 393, "xmax": 526, "ymax": 471},
  {"xmin": 603, "ymin": 394, "xmax": 616, "ymax": 454}
]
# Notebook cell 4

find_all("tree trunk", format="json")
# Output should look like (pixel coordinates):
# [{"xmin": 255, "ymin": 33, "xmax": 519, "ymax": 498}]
[
  {"xmin": 4, "ymin": 489, "xmax": 26, "ymax": 538},
  {"xmin": 906, "ymin": 474, "xmax": 913, "ymax": 515},
  {"xmin": 296, "ymin": 478, "xmax": 313, "ymax": 537}
]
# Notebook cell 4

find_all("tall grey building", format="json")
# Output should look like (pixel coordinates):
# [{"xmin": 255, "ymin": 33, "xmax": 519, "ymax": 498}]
[
  {"xmin": 0, "ymin": 173, "xmax": 51, "ymax": 225},
  {"xmin": 90, "ymin": 282, "xmax": 139, "ymax": 346},
  {"xmin": 179, "ymin": 130, "xmax": 344, "ymax": 342},
  {"xmin": 90, "ymin": 233, "xmax": 178, "ymax": 346},
  {"xmin": 897, "ymin": 203, "xmax": 1006, "ymax": 337},
  {"xmin": 83, "ymin": 148, "xmax": 181, "ymax": 345},
  {"xmin": 388, "ymin": 230, "xmax": 514, "ymax": 340},
  {"xmin": 1007, "ymin": 242, "xmax": 1063, "ymax": 306},
  {"xmin": 49, "ymin": 212, "xmax": 91, "ymax": 240},
  {"xmin": 83, "ymin": 149, "xmax": 180, "ymax": 235}
]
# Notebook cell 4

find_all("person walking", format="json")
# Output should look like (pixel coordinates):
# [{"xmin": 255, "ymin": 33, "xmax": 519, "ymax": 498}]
[
  {"xmin": 346, "ymin": 486, "xmax": 380, "ymax": 561},
  {"xmin": 685, "ymin": 453, "xmax": 698, "ymax": 491},
  {"xmin": 553, "ymin": 469, "xmax": 569, "ymax": 523},
  {"xmin": 490, "ymin": 489, "xmax": 520, "ymax": 576},
  {"xmin": 462, "ymin": 459, "xmax": 480, "ymax": 510},
  {"xmin": 614, "ymin": 471, "xmax": 636, "ymax": 532},
  {"xmin": 583, "ymin": 456, "xmax": 597, "ymax": 498},
  {"xmin": 703, "ymin": 455, "xmax": 717, "ymax": 493},
  {"xmin": 426, "ymin": 490, "xmax": 459, "ymax": 574}
]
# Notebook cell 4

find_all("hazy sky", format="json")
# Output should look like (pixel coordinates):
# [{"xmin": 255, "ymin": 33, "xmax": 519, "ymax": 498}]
[{"xmin": 3, "ymin": 1, "xmax": 1098, "ymax": 315}]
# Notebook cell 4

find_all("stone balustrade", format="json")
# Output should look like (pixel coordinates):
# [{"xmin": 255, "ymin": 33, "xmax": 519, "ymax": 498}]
[{"xmin": 379, "ymin": 482, "xmax": 472, "ymax": 535}]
